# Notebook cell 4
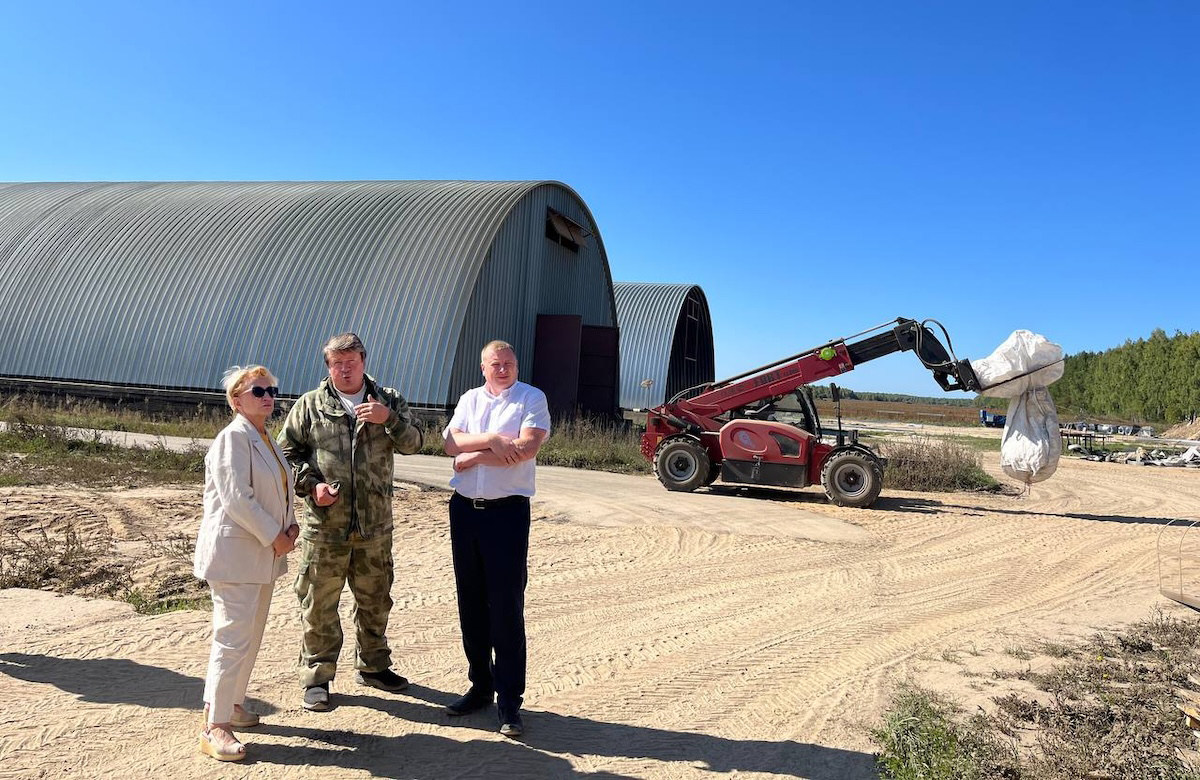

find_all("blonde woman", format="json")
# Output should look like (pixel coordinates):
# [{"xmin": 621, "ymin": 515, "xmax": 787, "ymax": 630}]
[{"xmin": 193, "ymin": 366, "xmax": 299, "ymax": 761}]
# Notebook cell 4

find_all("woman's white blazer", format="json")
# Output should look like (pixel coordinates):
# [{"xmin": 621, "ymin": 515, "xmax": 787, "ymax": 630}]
[{"xmin": 193, "ymin": 414, "xmax": 296, "ymax": 584}]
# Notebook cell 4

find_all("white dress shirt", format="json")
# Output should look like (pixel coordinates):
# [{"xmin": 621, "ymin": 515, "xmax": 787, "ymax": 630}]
[{"xmin": 444, "ymin": 380, "xmax": 551, "ymax": 499}]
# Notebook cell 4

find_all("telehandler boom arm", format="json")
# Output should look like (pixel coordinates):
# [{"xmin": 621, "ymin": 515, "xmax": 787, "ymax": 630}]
[{"xmin": 668, "ymin": 317, "xmax": 980, "ymax": 423}]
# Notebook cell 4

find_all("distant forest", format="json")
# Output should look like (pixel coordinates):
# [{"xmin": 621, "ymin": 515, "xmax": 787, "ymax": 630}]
[
  {"xmin": 1051, "ymin": 329, "xmax": 1200, "ymax": 425},
  {"xmin": 813, "ymin": 328, "xmax": 1200, "ymax": 424}
]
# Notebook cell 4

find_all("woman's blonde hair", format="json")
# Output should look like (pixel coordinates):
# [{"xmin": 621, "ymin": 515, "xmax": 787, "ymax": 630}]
[{"xmin": 222, "ymin": 365, "xmax": 278, "ymax": 411}]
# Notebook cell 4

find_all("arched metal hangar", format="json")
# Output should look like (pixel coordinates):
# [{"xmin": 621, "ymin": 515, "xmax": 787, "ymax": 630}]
[
  {"xmin": 613, "ymin": 282, "xmax": 714, "ymax": 409},
  {"xmin": 0, "ymin": 180, "xmax": 618, "ymax": 414}
]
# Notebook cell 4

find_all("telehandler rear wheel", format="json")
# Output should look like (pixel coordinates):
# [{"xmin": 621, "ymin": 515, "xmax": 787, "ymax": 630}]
[
  {"xmin": 654, "ymin": 437, "xmax": 711, "ymax": 492},
  {"xmin": 821, "ymin": 450, "xmax": 883, "ymax": 508}
]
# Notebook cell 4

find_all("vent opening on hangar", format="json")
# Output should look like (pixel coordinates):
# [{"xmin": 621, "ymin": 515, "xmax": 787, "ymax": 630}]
[{"xmin": 545, "ymin": 207, "xmax": 588, "ymax": 253}]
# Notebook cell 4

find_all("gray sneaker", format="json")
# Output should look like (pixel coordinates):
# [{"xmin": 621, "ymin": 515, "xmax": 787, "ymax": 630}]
[{"xmin": 303, "ymin": 683, "xmax": 330, "ymax": 711}]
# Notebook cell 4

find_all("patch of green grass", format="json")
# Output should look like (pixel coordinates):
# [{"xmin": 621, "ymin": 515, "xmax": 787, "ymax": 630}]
[
  {"xmin": 538, "ymin": 417, "xmax": 649, "ymax": 474},
  {"xmin": 417, "ymin": 418, "xmax": 450, "ymax": 456},
  {"xmin": 874, "ymin": 611, "xmax": 1200, "ymax": 779},
  {"xmin": 938, "ymin": 434, "xmax": 1004, "ymax": 453},
  {"xmin": 123, "ymin": 587, "xmax": 209, "ymax": 615},
  {"xmin": 863, "ymin": 430, "xmax": 1001, "ymax": 453},
  {"xmin": 1, "ymin": 520, "xmax": 210, "ymax": 613},
  {"xmin": 0, "ymin": 393, "xmax": 228, "ymax": 439},
  {"xmin": 0, "ymin": 527, "xmax": 129, "ymax": 597},
  {"xmin": 1037, "ymin": 641, "xmax": 1075, "ymax": 659},
  {"xmin": 0, "ymin": 417, "xmax": 205, "ymax": 487},
  {"xmin": 878, "ymin": 437, "xmax": 1001, "ymax": 492},
  {"xmin": 142, "ymin": 531, "xmax": 198, "ymax": 567},
  {"xmin": 872, "ymin": 684, "xmax": 1018, "ymax": 780}
]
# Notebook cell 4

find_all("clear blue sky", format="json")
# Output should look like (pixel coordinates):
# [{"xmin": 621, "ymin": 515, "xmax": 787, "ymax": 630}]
[{"xmin": 3, "ymin": 2, "xmax": 1196, "ymax": 396}]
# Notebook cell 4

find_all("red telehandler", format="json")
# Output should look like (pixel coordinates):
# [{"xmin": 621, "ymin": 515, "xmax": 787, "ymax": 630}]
[{"xmin": 640, "ymin": 318, "xmax": 984, "ymax": 508}]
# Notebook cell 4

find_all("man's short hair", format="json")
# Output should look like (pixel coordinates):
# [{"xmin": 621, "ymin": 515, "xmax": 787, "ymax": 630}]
[
  {"xmin": 481, "ymin": 340, "xmax": 515, "ymax": 362},
  {"xmin": 323, "ymin": 332, "xmax": 366, "ymax": 364},
  {"xmin": 221, "ymin": 365, "xmax": 278, "ymax": 411}
]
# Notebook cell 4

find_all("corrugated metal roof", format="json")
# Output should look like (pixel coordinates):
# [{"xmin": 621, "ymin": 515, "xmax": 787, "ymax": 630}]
[
  {"xmin": 0, "ymin": 180, "xmax": 615, "ymax": 406},
  {"xmin": 613, "ymin": 282, "xmax": 715, "ymax": 408}
]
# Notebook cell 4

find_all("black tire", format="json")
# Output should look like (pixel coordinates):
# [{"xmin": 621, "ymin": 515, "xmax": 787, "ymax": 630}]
[
  {"xmin": 821, "ymin": 450, "xmax": 883, "ymax": 508},
  {"xmin": 653, "ymin": 437, "xmax": 711, "ymax": 492},
  {"xmin": 703, "ymin": 463, "xmax": 721, "ymax": 486}
]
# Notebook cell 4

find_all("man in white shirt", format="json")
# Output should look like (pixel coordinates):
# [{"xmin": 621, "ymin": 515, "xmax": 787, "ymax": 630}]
[{"xmin": 442, "ymin": 340, "xmax": 550, "ymax": 738}]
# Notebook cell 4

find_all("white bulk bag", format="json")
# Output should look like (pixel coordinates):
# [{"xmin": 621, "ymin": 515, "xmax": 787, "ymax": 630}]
[
  {"xmin": 974, "ymin": 331, "xmax": 1064, "ymax": 485},
  {"xmin": 972, "ymin": 330, "xmax": 1064, "ymax": 398},
  {"xmin": 1000, "ymin": 387, "xmax": 1062, "ymax": 484}
]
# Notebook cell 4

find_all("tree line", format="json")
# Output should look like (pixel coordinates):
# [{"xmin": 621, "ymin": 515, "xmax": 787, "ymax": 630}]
[{"xmin": 1049, "ymin": 328, "xmax": 1200, "ymax": 425}]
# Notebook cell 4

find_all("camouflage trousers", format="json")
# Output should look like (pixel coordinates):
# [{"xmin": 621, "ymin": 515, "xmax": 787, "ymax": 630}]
[{"xmin": 294, "ymin": 533, "xmax": 394, "ymax": 687}]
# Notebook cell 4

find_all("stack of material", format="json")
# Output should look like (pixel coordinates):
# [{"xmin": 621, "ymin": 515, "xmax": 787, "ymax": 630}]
[
  {"xmin": 1130, "ymin": 445, "xmax": 1200, "ymax": 467},
  {"xmin": 972, "ymin": 331, "xmax": 1065, "ymax": 485},
  {"xmin": 1073, "ymin": 445, "xmax": 1200, "ymax": 467}
]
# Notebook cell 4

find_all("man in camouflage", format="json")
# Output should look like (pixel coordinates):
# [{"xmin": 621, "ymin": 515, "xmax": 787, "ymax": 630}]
[{"xmin": 279, "ymin": 332, "xmax": 423, "ymax": 711}]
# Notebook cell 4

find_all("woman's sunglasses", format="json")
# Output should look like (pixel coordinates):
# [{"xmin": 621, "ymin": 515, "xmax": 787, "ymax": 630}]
[{"xmin": 248, "ymin": 386, "xmax": 280, "ymax": 398}]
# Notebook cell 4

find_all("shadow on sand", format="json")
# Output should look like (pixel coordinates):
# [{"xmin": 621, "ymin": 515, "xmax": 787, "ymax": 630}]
[
  {"xmin": 705, "ymin": 484, "xmax": 829, "ymax": 504},
  {"xmin": 937, "ymin": 501, "xmax": 1182, "ymax": 526},
  {"xmin": 0, "ymin": 653, "xmax": 879, "ymax": 779},
  {"xmin": 0, "ymin": 651, "xmax": 285, "ymax": 715},
  {"xmin": 873, "ymin": 495, "xmax": 1182, "ymax": 527}
]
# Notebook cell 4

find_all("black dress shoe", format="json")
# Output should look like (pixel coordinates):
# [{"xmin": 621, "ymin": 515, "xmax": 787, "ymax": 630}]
[
  {"xmin": 356, "ymin": 669, "xmax": 410, "ymax": 692},
  {"xmin": 498, "ymin": 705, "xmax": 523, "ymax": 738},
  {"xmin": 445, "ymin": 687, "xmax": 493, "ymax": 716}
]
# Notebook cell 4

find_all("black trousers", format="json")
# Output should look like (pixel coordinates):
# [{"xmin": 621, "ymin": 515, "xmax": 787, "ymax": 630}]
[{"xmin": 449, "ymin": 492, "xmax": 530, "ymax": 710}]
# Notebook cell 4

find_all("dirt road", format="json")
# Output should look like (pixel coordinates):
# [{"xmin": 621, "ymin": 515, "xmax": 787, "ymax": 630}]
[
  {"xmin": 397, "ymin": 455, "xmax": 867, "ymax": 543},
  {"xmin": 1, "ymin": 450, "xmax": 1197, "ymax": 778}
]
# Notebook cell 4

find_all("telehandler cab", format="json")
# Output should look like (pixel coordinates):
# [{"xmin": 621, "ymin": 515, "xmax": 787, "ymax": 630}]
[{"xmin": 640, "ymin": 318, "xmax": 983, "ymax": 508}]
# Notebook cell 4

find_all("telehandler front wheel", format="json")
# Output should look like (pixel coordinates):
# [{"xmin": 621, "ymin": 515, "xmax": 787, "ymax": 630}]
[
  {"xmin": 654, "ymin": 437, "xmax": 711, "ymax": 492},
  {"xmin": 821, "ymin": 450, "xmax": 883, "ymax": 508}
]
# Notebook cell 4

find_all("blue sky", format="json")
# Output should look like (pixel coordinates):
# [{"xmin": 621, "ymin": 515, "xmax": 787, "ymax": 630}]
[{"xmin": 3, "ymin": 1, "xmax": 1196, "ymax": 396}]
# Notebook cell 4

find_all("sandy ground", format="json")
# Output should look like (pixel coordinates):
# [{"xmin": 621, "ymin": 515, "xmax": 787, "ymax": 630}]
[{"xmin": 1, "ymin": 447, "xmax": 1199, "ymax": 779}]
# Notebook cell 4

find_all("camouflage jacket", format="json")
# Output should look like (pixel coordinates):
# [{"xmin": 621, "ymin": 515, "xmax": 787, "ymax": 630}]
[{"xmin": 278, "ymin": 375, "xmax": 422, "ymax": 541}]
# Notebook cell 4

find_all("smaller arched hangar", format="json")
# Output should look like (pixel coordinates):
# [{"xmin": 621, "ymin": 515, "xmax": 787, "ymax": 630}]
[{"xmin": 613, "ymin": 282, "xmax": 715, "ymax": 409}]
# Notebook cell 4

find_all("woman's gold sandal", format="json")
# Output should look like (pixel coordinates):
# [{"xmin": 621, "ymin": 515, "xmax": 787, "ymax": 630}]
[{"xmin": 198, "ymin": 725, "xmax": 245, "ymax": 761}]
